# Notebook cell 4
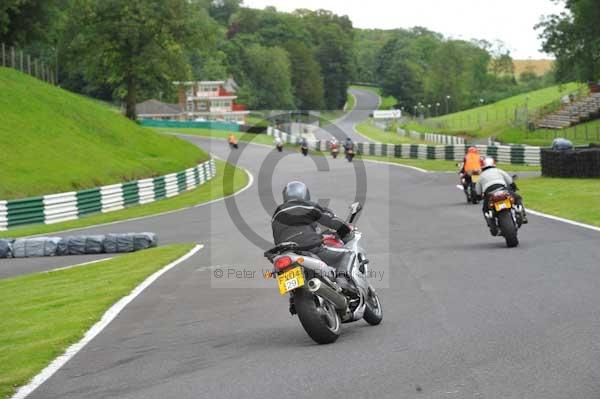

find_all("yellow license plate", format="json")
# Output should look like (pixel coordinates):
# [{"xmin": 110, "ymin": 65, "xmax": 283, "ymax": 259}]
[
  {"xmin": 494, "ymin": 199, "xmax": 512, "ymax": 212},
  {"xmin": 471, "ymin": 175, "xmax": 480, "ymax": 183},
  {"xmin": 277, "ymin": 267, "xmax": 305, "ymax": 295}
]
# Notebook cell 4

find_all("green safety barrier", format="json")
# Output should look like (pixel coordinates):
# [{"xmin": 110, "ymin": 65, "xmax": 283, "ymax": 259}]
[{"xmin": 139, "ymin": 119, "xmax": 240, "ymax": 132}]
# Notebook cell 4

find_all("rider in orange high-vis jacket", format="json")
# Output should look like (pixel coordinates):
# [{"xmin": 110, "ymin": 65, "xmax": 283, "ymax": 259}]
[
  {"xmin": 460, "ymin": 147, "xmax": 483, "ymax": 188},
  {"xmin": 462, "ymin": 147, "xmax": 483, "ymax": 174}
]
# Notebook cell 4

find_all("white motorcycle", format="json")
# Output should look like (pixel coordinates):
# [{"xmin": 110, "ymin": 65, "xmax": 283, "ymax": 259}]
[{"xmin": 264, "ymin": 202, "xmax": 383, "ymax": 344}]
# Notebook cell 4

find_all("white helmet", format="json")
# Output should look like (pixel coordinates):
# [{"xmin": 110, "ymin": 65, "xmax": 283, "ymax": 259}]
[{"xmin": 482, "ymin": 157, "xmax": 496, "ymax": 170}]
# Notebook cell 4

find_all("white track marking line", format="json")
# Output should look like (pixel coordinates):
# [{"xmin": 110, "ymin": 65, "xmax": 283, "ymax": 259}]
[
  {"xmin": 27, "ymin": 165, "xmax": 254, "ymax": 238},
  {"xmin": 527, "ymin": 209, "xmax": 600, "ymax": 233},
  {"xmin": 11, "ymin": 244, "xmax": 203, "ymax": 399},
  {"xmin": 46, "ymin": 257, "xmax": 114, "ymax": 273},
  {"xmin": 360, "ymin": 157, "xmax": 429, "ymax": 173}
]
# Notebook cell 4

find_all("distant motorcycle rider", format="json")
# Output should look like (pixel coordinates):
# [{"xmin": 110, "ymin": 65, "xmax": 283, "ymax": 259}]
[
  {"xmin": 343, "ymin": 137, "xmax": 354, "ymax": 153},
  {"xmin": 272, "ymin": 181, "xmax": 353, "ymax": 285},
  {"xmin": 475, "ymin": 157, "xmax": 528, "ymax": 227},
  {"xmin": 460, "ymin": 146, "xmax": 483, "ymax": 185},
  {"xmin": 274, "ymin": 135, "xmax": 283, "ymax": 148}
]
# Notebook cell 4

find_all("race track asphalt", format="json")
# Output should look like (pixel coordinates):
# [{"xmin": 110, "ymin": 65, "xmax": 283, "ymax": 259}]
[
  {"xmin": 7, "ymin": 89, "xmax": 600, "ymax": 399},
  {"xmin": 314, "ymin": 87, "xmax": 379, "ymax": 142}
]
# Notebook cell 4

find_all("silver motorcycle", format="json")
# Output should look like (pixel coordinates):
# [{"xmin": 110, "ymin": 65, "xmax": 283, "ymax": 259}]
[{"xmin": 264, "ymin": 202, "xmax": 383, "ymax": 344}]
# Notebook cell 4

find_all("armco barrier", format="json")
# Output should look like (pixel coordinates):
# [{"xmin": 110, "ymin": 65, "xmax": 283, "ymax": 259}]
[
  {"xmin": 267, "ymin": 127, "xmax": 540, "ymax": 165},
  {"xmin": 0, "ymin": 159, "xmax": 216, "ymax": 231},
  {"xmin": 139, "ymin": 119, "xmax": 240, "ymax": 132}
]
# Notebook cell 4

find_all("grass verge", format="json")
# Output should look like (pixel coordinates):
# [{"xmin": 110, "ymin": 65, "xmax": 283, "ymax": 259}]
[
  {"xmin": 0, "ymin": 243, "xmax": 195, "ymax": 399},
  {"xmin": 497, "ymin": 119, "xmax": 600, "ymax": 146},
  {"xmin": 518, "ymin": 177, "xmax": 600, "ymax": 227},
  {"xmin": 155, "ymin": 127, "xmax": 274, "ymax": 145},
  {"xmin": 355, "ymin": 120, "xmax": 426, "ymax": 144},
  {"xmin": 0, "ymin": 68, "xmax": 205, "ymax": 199},
  {"xmin": 0, "ymin": 159, "xmax": 248, "ymax": 238}
]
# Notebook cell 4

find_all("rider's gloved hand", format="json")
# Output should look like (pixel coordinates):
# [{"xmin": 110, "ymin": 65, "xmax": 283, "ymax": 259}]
[{"xmin": 337, "ymin": 223, "xmax": 352, "ymax": 238}]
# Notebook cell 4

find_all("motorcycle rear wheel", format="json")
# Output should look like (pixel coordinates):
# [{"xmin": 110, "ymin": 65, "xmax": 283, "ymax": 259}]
[
  {"xmin": 498, "ymin": 211, "xmax": 519, "ymax": 248},
  {"xmin": 294, "ymin": 287, "xmax": 341, "ymax": 344}
]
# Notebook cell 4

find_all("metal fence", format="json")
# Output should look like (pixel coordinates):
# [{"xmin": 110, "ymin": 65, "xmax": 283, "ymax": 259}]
[
  {"xmin": 411, "ymin": 86, "xmax": 588, "ymax": 132},
  {"xmin": 1, "ymin": 42, "xmax": 57, "ymax": 85},
  {"xmin": 523, "ymin": 125, "xmax": 600, "ymax": 144}
]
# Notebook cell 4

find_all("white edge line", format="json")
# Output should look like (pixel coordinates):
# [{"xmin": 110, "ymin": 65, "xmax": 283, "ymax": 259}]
[
  {"xmin": 359, "ymin": 157, "xmax": 429, "ymax": 174},
  {"xmin": 46, "ymin": 257, "xmax": 114, "ymax": 273},
  {"xmin": 27, "ymin": 161, "xmax": 254, "ymax": 238},
  {"xmin": 527, "ymin": 209, "xmax": 600, "ymax": 233},
  {"xmin": 11, "ymin": 244, "xmax": 204, "ymax": 399}
]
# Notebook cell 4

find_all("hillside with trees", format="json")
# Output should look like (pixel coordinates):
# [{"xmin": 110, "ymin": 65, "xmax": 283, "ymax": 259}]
[{"xmin": 1, "ymin": 0, "xmax": 563, "ymax": 118}]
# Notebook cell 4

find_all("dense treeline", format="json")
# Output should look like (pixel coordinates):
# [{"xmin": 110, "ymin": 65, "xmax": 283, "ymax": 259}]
[
  {"xmin": 537, "ymin": 0, "xmax": 600, "ymax": 84},
  {"xmin": 354, "ymin": 28, "xmax": 556, "ymax": 114},
  {"xmin": 1, "ymin": 0, "xmax": 564, "ymax": 119},
  {"xmin": 1, "ymin": 0, "xmax": 353, "ymax": 116}
]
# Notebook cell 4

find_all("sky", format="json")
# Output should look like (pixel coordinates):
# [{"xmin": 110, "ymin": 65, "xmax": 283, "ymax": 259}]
[{"xmin": 242, "ymin": 0, "xmax": 567, "ymax": 59}]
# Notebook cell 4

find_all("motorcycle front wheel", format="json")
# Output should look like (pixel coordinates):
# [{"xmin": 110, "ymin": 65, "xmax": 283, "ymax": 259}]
[
  {"xmin": 294, "ymin": 287, "xmax": 341, "ymax": 344},
  {"xmin": 363, "ymin": 286, "xmax": 383, "ymax": 325}
]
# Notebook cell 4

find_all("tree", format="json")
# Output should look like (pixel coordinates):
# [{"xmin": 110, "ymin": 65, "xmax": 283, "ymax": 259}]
[
  {"xmin": 209, "ymin": 0, "xmax": 242, "ymax": 25},
  {"xmin": 240, "ymin": 44, "xmax": 294, "ymax": 109},
  {"xmin": 380, "ymin": 59, "xmax": 422, "ymax": 109},
  {"xmin": 0, "ymin": 0, "xmax": 62, "ymax": 46},
  {"xmin": 537, "ymin": 0, "xmax": 600, "ymax": 82},
  {"xmin": 65, "ymin": 0, "xmax": 215, "ymax": 119},
  {"xmin": 426, "ymin": 41, "xmax": 470, "ymax": 110},
  {"xmin": 315, "ymin": 24, "xmax": 352, "ymax": 109},
  {"xmin": 283, "ymin": 41, "xmax": 325, "ymax": 110}
]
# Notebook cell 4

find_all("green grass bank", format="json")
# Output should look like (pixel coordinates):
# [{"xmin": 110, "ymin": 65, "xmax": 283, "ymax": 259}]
[{"xmin": 0, "ymin": 67, "xmax": 206, "ymax": 199}]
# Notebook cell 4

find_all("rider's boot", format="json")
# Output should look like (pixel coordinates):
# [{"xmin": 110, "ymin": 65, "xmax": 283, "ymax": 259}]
[{"xmin": 484, "ymin": 211, "xmax": 499, "ymax": 236}]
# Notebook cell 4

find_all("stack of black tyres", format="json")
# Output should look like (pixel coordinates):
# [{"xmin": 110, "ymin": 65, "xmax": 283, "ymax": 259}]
[
  {"xmin": 0, "ymin": 232, "xmax": 157, "ymax": 258},
  {"xmin": 541, "ymin": 145, "xmax": 600, "ymax": 178}
]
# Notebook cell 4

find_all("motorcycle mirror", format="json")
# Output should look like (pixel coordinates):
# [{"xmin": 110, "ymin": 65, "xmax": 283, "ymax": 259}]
[{"xmin": 512, "ymin": 175, "xmax": 518, "ymax": 180}]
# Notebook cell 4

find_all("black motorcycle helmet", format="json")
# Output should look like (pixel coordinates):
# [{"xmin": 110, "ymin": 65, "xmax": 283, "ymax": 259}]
[{"xmin": 283, "ymin": 181, "xmax": 310, "ymax": 202}]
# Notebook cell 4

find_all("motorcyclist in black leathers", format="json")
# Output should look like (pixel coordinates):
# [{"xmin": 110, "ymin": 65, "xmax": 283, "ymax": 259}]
[
  {"xmin": 272, "ymin": 181, "xmax": 353, "ymax": 286},
  {"xmin": 343, "ymin": 137, "xmax": 354, "ymax": 154}
]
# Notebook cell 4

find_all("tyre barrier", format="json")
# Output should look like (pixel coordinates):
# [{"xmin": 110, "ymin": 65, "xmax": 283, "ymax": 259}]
[
  {"xmin": 541, "ymin": 145, "xmax": 600, "ymax": 177},
  {"xmin": 267, "ymin": 127, "xmax": 540, "ymax": 165},
  {"xmin": 0, "ymin": 159, "xmax": 216, "ymax": 231},
  {"xmin": 0, "ymin": 232, "xmax": 157, "ymax": 258}
]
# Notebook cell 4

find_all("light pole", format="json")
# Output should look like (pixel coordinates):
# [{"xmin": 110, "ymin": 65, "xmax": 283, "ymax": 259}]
[
  {"xmin": 413, "ymin": 105, "xmax": 418, "ymax": 118},
  {"xmin": 435, "ymin": 102, "xmax": 440, "ymax": 117},
  {"xmin": 427, "ymin": 104, "xmax": 432, "ymax": 118},
  {"xmin": 445, "ymin": 95, "xmax": 451, "ymax": 114}
]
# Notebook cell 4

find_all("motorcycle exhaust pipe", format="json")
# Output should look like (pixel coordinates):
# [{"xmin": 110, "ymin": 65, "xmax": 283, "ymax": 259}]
[{"xmin": 307, "ymin": 278, "xmax": 347, "ymax": 310}]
